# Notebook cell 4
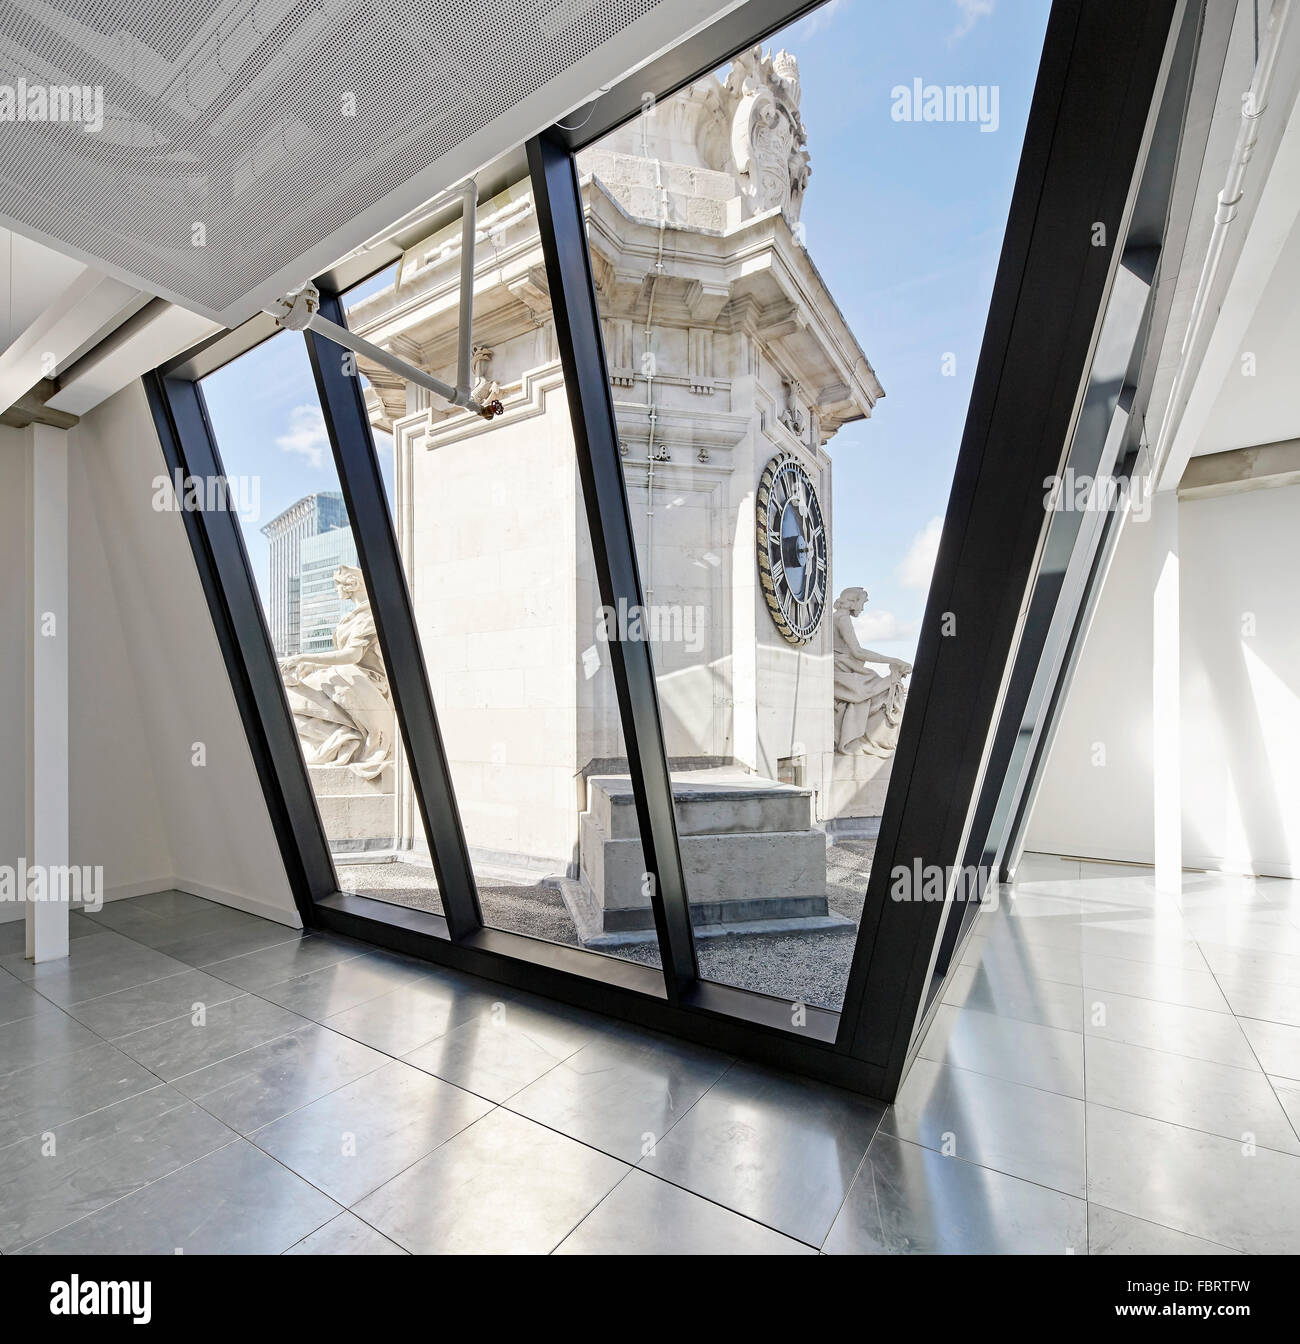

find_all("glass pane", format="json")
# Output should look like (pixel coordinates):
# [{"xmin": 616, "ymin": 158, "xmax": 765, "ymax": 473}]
[
  {"xmin": 581, "ymin": 2, "xmax": 1049, "ymax": 1008},
  {"xmin": 201, "ymin": 331, "xmax": 442, "ymax": 917},
  {"xmin": 341, "ymin": 186, "xmax": 660, "ymax": 969}
]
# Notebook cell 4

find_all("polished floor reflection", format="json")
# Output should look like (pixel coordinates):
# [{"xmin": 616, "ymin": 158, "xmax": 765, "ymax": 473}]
[{"xmin": 1, "ymin": 855, "xmax": 1297, "ymax": 1253}]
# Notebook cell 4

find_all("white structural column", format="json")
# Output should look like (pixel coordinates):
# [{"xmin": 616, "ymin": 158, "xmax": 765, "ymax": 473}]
[
  {"xmin": 24, "ymin": 423, "xmax": 70, "ymax": 962},
  {"xmin": 1151, "ymin": 490, "xmax": 1182, "ymax": 893}
]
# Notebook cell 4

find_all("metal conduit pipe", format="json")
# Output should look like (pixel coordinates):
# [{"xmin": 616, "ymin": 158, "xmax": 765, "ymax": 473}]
[
  {"xmin": 268, "ymin": 180, "xmax": 502, "ymax": 420},
  {"xmin": 1152, "ymin": 0, "xmax": 1293, "ymax": 481}
]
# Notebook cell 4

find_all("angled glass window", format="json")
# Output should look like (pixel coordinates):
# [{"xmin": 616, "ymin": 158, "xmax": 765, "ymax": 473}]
[
  {"xmin": 201, "ymin": 332, "xmax": 443, "ymax": 918},
  {"xmin": 580, "ymin": 3, "xmax": 1050, "ymax": 1007},
  {"xmin": 338, "ymin": 186, "xmax": 663, "ymax": 969},
  {"xmin": 149, "ymin": 0, "xmax": 1187, "ymax": 1098}
]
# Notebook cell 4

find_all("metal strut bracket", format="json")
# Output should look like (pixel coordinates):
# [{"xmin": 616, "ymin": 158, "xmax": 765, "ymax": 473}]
[{"xmin": 267, "ymin": 181, "xmax": 503, "ymax": 421}]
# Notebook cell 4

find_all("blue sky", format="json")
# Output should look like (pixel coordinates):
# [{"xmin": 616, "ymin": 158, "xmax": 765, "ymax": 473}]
[
  {"xmin": 203, "ymin": 0, "xmax": 1050, "ymax": 659},
  {"xmin": 782, "ymin": 0, "xmax": 1049, "ymax": 655}
]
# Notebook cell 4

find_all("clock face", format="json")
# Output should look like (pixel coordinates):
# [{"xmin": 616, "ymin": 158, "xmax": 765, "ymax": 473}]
[{"xmin": 756, "ymin": 453, "xmax": 828, "ymax": 645}]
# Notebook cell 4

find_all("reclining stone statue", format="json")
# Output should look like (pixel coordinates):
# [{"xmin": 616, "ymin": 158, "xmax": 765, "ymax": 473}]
[
  {"xmin": 832, "ymin": 586, "xmax": 912, "ymax": 756},
  {"xmin": 279, "ymin": 564, "xmax": 394, "ymax": 781}
]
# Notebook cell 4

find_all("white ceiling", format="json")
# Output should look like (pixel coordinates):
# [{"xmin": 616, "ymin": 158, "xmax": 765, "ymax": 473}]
[{"xmin": 0, "ymin": 0, "xmax": 739, "ymax": 328}]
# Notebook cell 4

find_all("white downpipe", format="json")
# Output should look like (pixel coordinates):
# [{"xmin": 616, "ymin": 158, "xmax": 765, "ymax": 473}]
[{"xmin": 641, "ymin": 147, "xmax": 668, "ymax": 603}]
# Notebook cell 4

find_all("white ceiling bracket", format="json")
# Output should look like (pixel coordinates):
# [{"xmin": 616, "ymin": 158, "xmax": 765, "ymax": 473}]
[{"xmin": 267, "ymin": 182, "xmax": 503, "ymax": 422}]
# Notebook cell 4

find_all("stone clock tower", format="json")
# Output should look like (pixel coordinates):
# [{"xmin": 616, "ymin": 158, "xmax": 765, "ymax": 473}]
[{"xmin": 349, "ymin": 48, "xmax": 884, "ymax": 939}]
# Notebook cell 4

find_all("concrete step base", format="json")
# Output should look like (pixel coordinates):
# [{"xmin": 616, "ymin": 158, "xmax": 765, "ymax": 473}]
[
  {"xmin": 588, "ymin": 771, "xmax": 813, "ymax": 838},
  {"xmin": 576, "ymin": 769, "xmax": 839, "ymax": 943},
  {"xmin": 553, "ymin": 877, "xmax": 855, "ymax": 950}
]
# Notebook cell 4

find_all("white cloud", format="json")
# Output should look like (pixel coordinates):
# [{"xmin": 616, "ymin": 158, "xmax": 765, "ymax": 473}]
[
  {"xmin": 896, "ymin": 515, "xmax": 944, "ymax": 590},
  {"xmin": 793, "ymin": 0, "xmax": 848, "ymax": 40},
  {"xmin": 853, "ymin": 609, "xmax": 906, "ymax": 642},
  {"xmin": 276, "ymin": 404, "xmax": 328, "ymax": 469},
  {"xmin": 949, "ymin": 0, "xmax": 995, "ymax": 43}
]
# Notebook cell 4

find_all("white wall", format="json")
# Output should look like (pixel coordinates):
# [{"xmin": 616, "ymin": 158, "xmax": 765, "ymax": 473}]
[
  {"xmin": 1026, "ymin": 483, "xmax": 1300, "ymax": 877},
  {"xmin": 1180, "ymin": 483, "xmax": 1300, "ymax": 876},
  {"xmin": 1, "ymin": 386, "xmax": 299, "ymax": 925},
  {"xmin": 67, "ymin": 427, "xmax": 174, "ymax": 896},
  {"xmin": 69, "ymin": 383, "xmax": 300, "ymax": 922}
]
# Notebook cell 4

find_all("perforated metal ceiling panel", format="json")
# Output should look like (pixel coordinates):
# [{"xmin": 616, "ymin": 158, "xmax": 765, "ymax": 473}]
[{"xmin": 0, "ymin": 0, "xmax": 734, "ymax": 325}]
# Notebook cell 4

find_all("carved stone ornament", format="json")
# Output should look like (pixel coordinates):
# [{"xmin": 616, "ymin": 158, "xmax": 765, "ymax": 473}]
[
  {"xmin": 726, "ymin": 46, "xmax": 811, "ymax": 221},
  {"xmin": 280, "ymin": 565, "xmax": 394, "ymax": 781}
]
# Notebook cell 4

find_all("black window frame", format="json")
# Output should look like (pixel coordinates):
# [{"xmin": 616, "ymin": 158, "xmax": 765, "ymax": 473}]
[{"xmin": 144, "ymin": 0, "xmax": 1206, "ymax": 1100}]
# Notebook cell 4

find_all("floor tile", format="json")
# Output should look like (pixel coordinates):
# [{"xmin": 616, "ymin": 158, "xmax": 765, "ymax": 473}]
[
  {"xmin": 1271, "ymin": 1078, "xmax": 1300, "ymax": 1138},
  {"xmin": 961, "ymin": 932, "xmax": 1085, "ymax": 987},
  {"xmin": 255, "ymin": 952, "xmax": 428, "ymax": 1020},
  {"xmin": 1084, "ymin": 989, "xmax": 1257, "ymax": 1069},
  {"xmin": 0, "ymin": 1008, "xmax": 101, "ymax": 1076},
  {"xmin": 824, "ymin": 1132, "xmax": 1085, "ymax": 1254},
  {"xmin": 403, "ymin": 996, "xmax": 602, "ymax": 1102},
  {"xmin": 1078, "ymin": 927, "xmax": 1210, "ymax": 970},
  {"xmin": 152, "ymin": 921, "xmax": 305, "ymax": 968},
  {"xmin": 61, "ymin": 968, "xmax": 245, "ymax": 1040},
  {"xmin": 882, "ymin": 1057, "xmax": 1085, "ymax": 1197},
  {"xmin": 556, "ymin": 1169, "xmax": 814, "ymax": 1255},
  {"xmin": 171, "ymin": 1023, "xmax": 389, "ymax": 1134},
  {"xmin": 284, "ymin": 1211, "xmax": 407, "ymax": 1255},
  {"xmin": 201, "ymin": 934, "xmax": 369, "ymax": 992},
  {"xmin": 941, "ymin": 963, "xmax": 1083, "ymax": 1031},
  {"xmin": 1179, "ymin": 910, "xmax": 1300, "ymax": 958},
  {"xmin": 1015, "ymin": 852, "xmax": 1081, "ymax": 882},
  {"xmin": 979, "ymin": 913, "xmax": 1208, "ymax": 971},
  {"xmin": 118, "ymin": 890, "xmax": 233, "ymax": 920},
  {"xmin": 0, "ymin": 917, "xmax": 101, "ymax": 955},
  {"xmin": 84, "ymin": 898, "xmax": 264, "ymax": 948},
  {"xmin": 509, "ymin": 1025, "xmax": 732, "ymax": 1162},
  {"xmin": 1215, "ymin": 976, "xmax": 1300, "ymax": 1029},
  {"xmin": 0, "ymin": 1039, "xmax": 163, "ymax": 1148},
  {"xmin": 323, "ymin": 972, "xmax": 507, "ymax": 1057},
  {"xmin": 1086, "ymin": 1204, "xmax": 1241, "ymax": 1255},
  {"xmin": 0, "ymin": 928, "xmax": 136, "ymax": 978},
  {"xmin": 0, "ymin": 1086, "xmax": 235, "ymax": 1250},
  {"xmin": 918, "ymin": 1004, "xmax": 1083, "ymax": 1098},
  {"xmin": 1086, "ymin": 1104, "xmax": 1300, "ymax": 1254},
  {"xmin": 1084, "ymin": 1036, "xmax": 1300, "ymax": 1153},
  {"xmin": 4, "ymin": 936, "xmax": 191, "ymax": 1006},
  {"xmin": 0, "ymin": 924, "xmax": 39, "ymax": 957},
  {"xmin": 1080, "ymin": 953, "xmax": 1231, "ymax": 1013},
  {"xmin": 112, "ymin": 993, "xmax": 308, "ymax": 1079},
  {"xmin": 0, "ymin": 975, "xmax": 61, "ymax": 1029},
  {"xmin": 251, "ymin": 1059, "xmax": 491, "ymax": 1206},
  {"xmin": 78, "ymin": 901, "xmax": 186, "ymax": 943},
  {"xmin": 354, "ymin": 1107, "xmax": 627, "ymax": 1254},
  {"xmin": 18, "ymin": 1139, "xmax": 340, "ymax": 1254},
  {"xmin": 640, "ymin": 1062, "xmax": 883, "ymax": 1245},
  {"xmin": 1198, "ymin": 941, "xmax": 1300, "ymax": 988},
  {"xmin": 8, "ymin": 867, "xmax": 1299, "ymax": 1258},
  {"xmin": 67, "ymin": 912, "xmax": 109, "ymax": 938},
  {"xmin": 1238, "ymin": 1016, "xmax": 1300, "ymax": 1080}
]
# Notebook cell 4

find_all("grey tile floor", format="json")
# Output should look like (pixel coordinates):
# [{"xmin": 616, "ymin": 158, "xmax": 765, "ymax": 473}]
[{"xmin": 0, "ymin": 854, "xmax": 1297, "ymax": 1254}]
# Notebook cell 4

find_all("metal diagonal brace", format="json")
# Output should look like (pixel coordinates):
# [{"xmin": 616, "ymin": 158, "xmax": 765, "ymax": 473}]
[{"xmin": 267, "ymin": 183, "xmax": 503, "ymax": 421}]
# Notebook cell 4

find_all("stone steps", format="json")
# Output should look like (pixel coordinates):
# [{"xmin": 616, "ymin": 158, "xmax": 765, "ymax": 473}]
[{"xmin": 572, "ymin": 769, "xmax": 853, "ymax": 945}]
